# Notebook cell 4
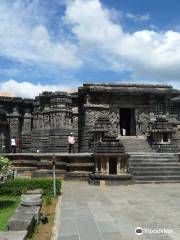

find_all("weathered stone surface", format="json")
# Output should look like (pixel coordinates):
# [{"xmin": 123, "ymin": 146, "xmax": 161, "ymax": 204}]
[
  {"xmin": 26, "ymin": 189, "xmax": 43, "ymax": 195},
  {"xmin": 16, "ymin": 205, "xmax": 41, "ymax": 222},
  {"xmin": 7, "ymin": 212, "xmax": 35, "ymax": 232},
  {"xmin": 0, "ymin": 231, "xmax": 27, "ymax": 240},
  {"xmin": 57, "ymin": 181, "xmax": 180, "ymax": 240},
  {"xmin": 21, "ymin": 196, "xmax": 42, "ymax": 207},
  {"xmin": 21, "ymin": 194, "xmax": 42, "ymax": 199}
]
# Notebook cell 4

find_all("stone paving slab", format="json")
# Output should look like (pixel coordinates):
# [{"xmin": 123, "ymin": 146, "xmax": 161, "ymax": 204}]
[
  {"xmin": 57, "ymin": 182, "xmax": 180, "ymax": 240},
  {"xmin": 0, "ymin": 231, "xmax": 27, "ymax": 240}
]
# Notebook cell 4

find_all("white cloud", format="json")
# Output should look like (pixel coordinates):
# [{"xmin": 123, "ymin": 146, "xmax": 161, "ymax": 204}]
[
  {"xmin": 126, "ymin": 12, "xmax": 150, "ymax": 22},
  {"xmin": 64, "ymin": 0, "xmax": 180, "ymax": 81},
  {"xmin": 1, "ymin": 0, "xmax": 180, "ymax": 86},
  {"xmin": 0, "ymin": 0, "xmax": 81, "ymax": 68},
  {"xmin": 0, "ymin": 79, "xmax": 75, "ymax": 98}
]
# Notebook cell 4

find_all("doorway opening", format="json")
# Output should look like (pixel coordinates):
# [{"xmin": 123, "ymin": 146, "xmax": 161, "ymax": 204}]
[
  {"xmin": 109, "ymin": 159, "xmax": 117, "ymax": 174},
  {"xmin": 120, "ymin": 108, "xmax": 136, "ymax": 136}
]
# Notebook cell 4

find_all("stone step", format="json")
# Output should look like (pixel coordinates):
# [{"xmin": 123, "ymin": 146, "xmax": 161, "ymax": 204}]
[
  {"xmin": 134, "ymin": 180, "xmax": 180, "ymax": 183},
  {"xmin": 134, "ymin": 176, "xmax": 180, "ymax": 181},
  {"xmin": 130, "ymin": 155, "xmax": 177, "ymax": 159},
  {"xmin": 126, "ymin": 149, "xmax": 152, "ymax": 152},
  {"xmin": 129, "ymin": 163, "xmax": 180, "ymax": 167},
  {"xmin": 125, "ymin": 146, "xmax": 151, "ymax": 149},
  {"xmin": 129, "ymin": 166, "xmax": 180, "ymax": 171},
  {"xmin": 132, "ymin": 171, "xmax": 180, "ymax": 176},
  {"xmin": 129, "ymin": 159, "xmax": 178, "ymax": 163}
]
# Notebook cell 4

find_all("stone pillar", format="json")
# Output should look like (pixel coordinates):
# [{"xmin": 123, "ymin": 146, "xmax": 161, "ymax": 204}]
[
  {"xmin": 100, "ymin": 157, "xmax": 106, "ymax": 174},
  {"xmin": 95, "ymin": 157, "xmax": 99, "ymax": 173},
  {"xmin": 106, "ymin": 158, "xmax": 109, "ymax": 174},
  {"xmin": 21, "ymin": 109, "xmax": 32, "ymax": 152},
  {"xmin": 168, "ymin": 133, "xmax": 171, "ymax": 143},
  {"xmin": 160, "ymin": 133, "xmax": 163, "ymax": 143},
  {"xmin": 8, "ymin": 106, "xmax": 21, "ymax": 152},
  {"xmin": 117, "ymin": 157, "xmax": 121, "ymax": 175}
]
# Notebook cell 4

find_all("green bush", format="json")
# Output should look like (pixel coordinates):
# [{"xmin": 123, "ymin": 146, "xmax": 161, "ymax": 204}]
[
  {"xmin": 0, "ymin": 156, "xmax": 13, "ymax": 183},
  {"xmin": 0, "ymin": 178, "xmax": 61, "ymax": 196},
  {"xmin": 44, "ymin": 194, "xmax": 53, "ymax": 206}
]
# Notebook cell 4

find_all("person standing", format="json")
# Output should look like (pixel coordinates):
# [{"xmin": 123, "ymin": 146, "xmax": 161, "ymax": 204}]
[
  {"xmin": 68, "ymin": 132, "xmax": 75, "ymax": 153},
  {"xmin": 11, "ymin": 137, "xmax": 16, "ymax": 153}
]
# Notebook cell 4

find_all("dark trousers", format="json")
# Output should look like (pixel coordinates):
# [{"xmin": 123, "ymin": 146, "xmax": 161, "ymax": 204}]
[
  {"xmin": 11, "ymin": 145, "xmax": 16, "ymax": 153},
  {"xmin": 68, "ymin": 144, "xmax": 75, "ymax": 153}
]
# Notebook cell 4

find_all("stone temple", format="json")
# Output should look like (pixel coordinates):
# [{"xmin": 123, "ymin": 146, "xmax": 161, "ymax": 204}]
[{"xmin": 1, "ymin": 83, "xmax": 180, "ymax": 183}]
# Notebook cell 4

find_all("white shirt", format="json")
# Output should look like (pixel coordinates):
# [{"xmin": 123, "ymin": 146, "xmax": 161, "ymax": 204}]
[
  {"xmin": 11, "ymin": 138, "xmax": 16, "ymax": 146},
  {"xmin": 68, "ymin": 136, "xmax": 75, "ymax": 144},
  {"xmin": 122, "ymin": 129, "xmax": 126, "ymax": 136}
]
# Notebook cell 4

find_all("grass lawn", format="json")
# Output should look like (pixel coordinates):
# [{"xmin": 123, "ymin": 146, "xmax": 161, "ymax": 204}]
[{"xmin": 0, "ymin": 195, "xmax": 20, "ymax": 231}]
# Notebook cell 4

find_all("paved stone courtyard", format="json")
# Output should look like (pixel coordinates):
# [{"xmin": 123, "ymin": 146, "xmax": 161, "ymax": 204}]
[{"xmin": 57, "ymin": 182, "xmax": 180, "ymax": 240}]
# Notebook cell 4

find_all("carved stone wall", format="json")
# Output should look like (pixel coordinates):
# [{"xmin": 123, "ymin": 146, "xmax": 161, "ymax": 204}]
[
  {"xmin": 135, "ymin": 108, "xmax": 151, "ymax": 136},
  {"xmin": 21, "ymin": 109, "xmax": 32, "ymax": 152},
  {"xmin": 0, "ymin": 84, "xmax": 180, "ymax": 153},
  {"xmin": 31, "ymin": 92, "xmax": 78, "ymax": 152}
]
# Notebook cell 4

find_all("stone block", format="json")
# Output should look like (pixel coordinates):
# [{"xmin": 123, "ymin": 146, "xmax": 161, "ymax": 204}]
[
  {"xmin": 0, "ymin": 231, "xmax": 27, "ymax": 240},
  {"xmin": 21, "ymin": 194, "xmax": 42, "ymax": 199},
  {"xmin": 21, "ymin": 195, "xmax": 42, "ymax": 206},
  {"xmin": 16, "ymin": 205, "xmax": 41, "ymax": 223},
  {"xmin": 7, "ymin": 212, "xmax": 35, "ymax": 234},
  {"xmin": 26, "ymin": 189, "xmax": 43, "ymax": 195}
]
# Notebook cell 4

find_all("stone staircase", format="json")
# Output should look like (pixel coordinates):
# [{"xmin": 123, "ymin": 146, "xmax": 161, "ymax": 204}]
[
  {"xmin": 129, "ymin": 153, "xmax": 180, "ymax": 183},
  {"xmin": 120, "ymin": 136, "xmax": 152, "ymax": 153}
]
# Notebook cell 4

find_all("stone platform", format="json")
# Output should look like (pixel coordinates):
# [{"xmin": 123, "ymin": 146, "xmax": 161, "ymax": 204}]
[
  {"xmin": 3, "ymin": 153, "xmax": 94, "ymax": 179},
  {"xmin": 57, "ymin": 181, "xmax": 180, "ymax": 240}
]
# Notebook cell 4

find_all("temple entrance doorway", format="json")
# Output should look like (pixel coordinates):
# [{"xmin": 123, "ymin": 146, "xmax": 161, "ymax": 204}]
[
  {"xmin": 109, "ymin": 159, "xmax": 117, "ymax": 174},
  {"xmin": 120, "ymin": 108, "xmax": 136, "ymax": 136}
]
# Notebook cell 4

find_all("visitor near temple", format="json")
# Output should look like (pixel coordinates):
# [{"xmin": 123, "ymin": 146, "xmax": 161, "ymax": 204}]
[
  {"xmin": 68, "ymin": 132, "xmax": 75, "ymax": 153},
  {"xmin": 11, "ymin": 137, "xmax": 16, "ymax": 153},
  {"xmin": 122, "ymin": 128, "xmax": 126, "ymax": 136}
]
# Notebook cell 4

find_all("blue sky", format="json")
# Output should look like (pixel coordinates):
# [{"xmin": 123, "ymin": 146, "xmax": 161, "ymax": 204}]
[{"xmin": 0, "ymin": 0, "xmax": 180, "ymax": 98}]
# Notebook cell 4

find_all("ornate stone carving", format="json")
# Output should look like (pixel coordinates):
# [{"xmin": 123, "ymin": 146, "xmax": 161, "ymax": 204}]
[
  {"xmin": 109, "ymin": 110, "xmax": 120, "ymax": 133},
  {"xmin": 86, "ymin": 109, "xmax": 108, "ymax": 127},
  {"xmin": 56, "ymin": 112, "xmax": 64, "ymax": 128},
  {"xmin": 22, "ymin": 119, "xmax": 31, "ymax": 132},
  {"xmin": 43, "ymin": 114, "xmax": 50, "ymax": 129},
  {"xmin": 72, "ymin": 115, "xmax": 78, "ymax": 128},
  {"xmin": 38, "ymin": 115, "xmax": 43, "ymax": 129},
  {"xmin": 9, "ymin": 118, "xmax": 19, "ymax": 131},
  {"xmin": 136, "ymin": 110, "xmax": 150, "ymax": 135}
]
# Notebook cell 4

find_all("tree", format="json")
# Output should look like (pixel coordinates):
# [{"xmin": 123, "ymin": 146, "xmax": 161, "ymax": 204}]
[{"xmin": 0, "ymin": 156, "xmax": 12, "ymax": 183}]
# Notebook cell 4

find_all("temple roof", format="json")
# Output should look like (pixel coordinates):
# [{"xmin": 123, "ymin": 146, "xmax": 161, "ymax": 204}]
[
  {"xmin": 79, "ymin": 83, "xmax": 180, "ymax": 94},
  {"xmin": 171, "ymin": 95, "xmax": 180, "ymax": 102}
]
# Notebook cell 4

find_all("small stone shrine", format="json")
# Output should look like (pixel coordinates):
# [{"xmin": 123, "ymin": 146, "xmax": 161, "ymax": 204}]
[{"xmin": 89, "ymin": 115, "xmax": 131, "ymax": 185}]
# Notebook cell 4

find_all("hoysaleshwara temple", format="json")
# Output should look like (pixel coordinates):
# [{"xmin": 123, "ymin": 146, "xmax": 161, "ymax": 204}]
[{"xmin": 1, "ymin": 83, "xmax": 180, "ymax": 184}]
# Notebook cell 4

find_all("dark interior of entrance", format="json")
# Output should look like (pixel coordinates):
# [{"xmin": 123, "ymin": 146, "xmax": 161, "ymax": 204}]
[
  {"xmin": 120, "ymin": 108, "xmax": 136, "ymax": 136},
  {"xmin": 109, "ymin": 159, "xmax": 117, "ymax": 174}
]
